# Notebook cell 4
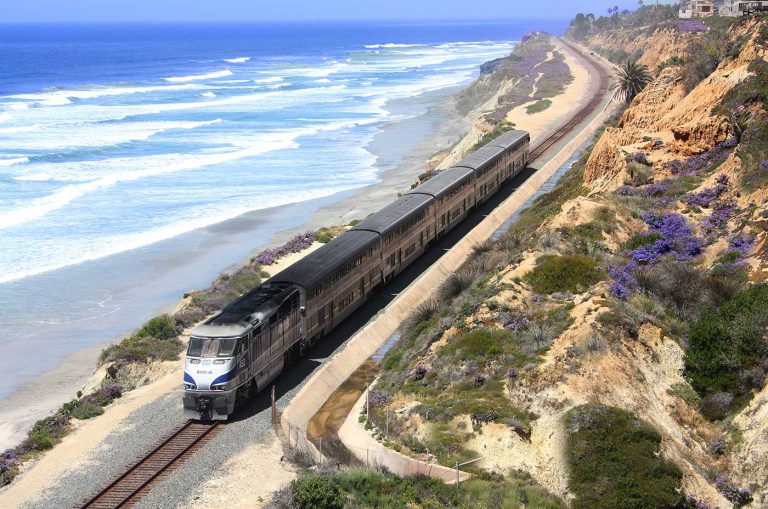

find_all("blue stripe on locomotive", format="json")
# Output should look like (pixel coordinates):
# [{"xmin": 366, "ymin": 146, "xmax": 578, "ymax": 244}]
[{"xmin": 211, "ymin": 367, "xmax": 237, "ymax": 387}]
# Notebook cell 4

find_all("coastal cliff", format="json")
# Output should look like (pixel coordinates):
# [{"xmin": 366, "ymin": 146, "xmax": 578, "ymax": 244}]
[{"xmin": 345, "ymin": 14, "xmax": 768, "ymax": 509}]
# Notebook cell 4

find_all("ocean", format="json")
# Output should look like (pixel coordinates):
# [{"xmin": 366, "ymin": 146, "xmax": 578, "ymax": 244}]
[{"xmin": 0, "ymin": 20, "xmax": 567, "ymax": 434}]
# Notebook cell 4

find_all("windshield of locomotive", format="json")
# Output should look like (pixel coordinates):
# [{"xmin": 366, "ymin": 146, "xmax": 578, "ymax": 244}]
[{"xmin": 187, "ymin": 337, "xmax": 238, "ymax": 358}]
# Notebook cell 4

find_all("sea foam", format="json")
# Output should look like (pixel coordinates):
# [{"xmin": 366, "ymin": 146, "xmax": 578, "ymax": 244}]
[{"xmin": 164, "ymin": 70, "xmax": 234, "ymax": 83}]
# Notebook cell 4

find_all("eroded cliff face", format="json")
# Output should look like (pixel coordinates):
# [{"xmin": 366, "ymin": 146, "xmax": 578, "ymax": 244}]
[{"xmin": 583, "ymin": 18, "xmax": 766, "ymax": 192}]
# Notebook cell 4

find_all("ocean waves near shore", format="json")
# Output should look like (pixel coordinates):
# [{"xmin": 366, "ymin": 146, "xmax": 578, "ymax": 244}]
[{"xmin": 0, "ymin": 31, "xmax": 515, "ymax": 284}]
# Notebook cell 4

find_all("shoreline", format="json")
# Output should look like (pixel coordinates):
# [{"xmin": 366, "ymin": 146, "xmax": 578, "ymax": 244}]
[{"xmin": 0, "ymin": 81, "xmax": 476, "ymax": 451}]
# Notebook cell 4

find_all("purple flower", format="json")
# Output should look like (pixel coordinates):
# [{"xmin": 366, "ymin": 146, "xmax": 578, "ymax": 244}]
[
  {"xmin": 683, "ymin": 179, "xmax": 728, "ymax": 208},
  {"xmin": 608, "ymin": 264, "xmax": 638, "ymax": 300},
  {"xmin": 760, "ymin": 160, "xmax": 768, "ymax": 169},
  {"xmin": 666, "ymin": 20, "xmax": 708, "ymax": 33},
  {"xmin": 728, "ymin": 234, "xmax": 756, "ymax": 254},
  {"xmin": 411, "ymin": 364, "xmax": 430, "ymax": 380},
  {"xmin": 504, "ymin": 315, "xmax": 530, "ymax": 332},
  {"xmin": 474, "ymin": 373, "xmax": 487, "ymax": 386},
  {"xmin": 507, "ymin": 368, "xmax": 519, "ymax": 380},
  {"xmin": 715, "ymin": 475, "xmax": 753, "ymax": 507},
  {"xmin": 642, "ymin": 183, "xmax": 667, "ymax": 197},
  {"xmin": 369, "ymin": 393, "xmax": 392, "ymax": 406},
  {"xmin": 616, "ymin": 185, "xmax": 636, "ymax": 196}
]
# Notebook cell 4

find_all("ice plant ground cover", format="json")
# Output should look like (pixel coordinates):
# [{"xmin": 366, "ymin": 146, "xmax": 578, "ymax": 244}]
[{"xmin": 0, "ymin": 386, "xmax": 123, "ymax": 486}]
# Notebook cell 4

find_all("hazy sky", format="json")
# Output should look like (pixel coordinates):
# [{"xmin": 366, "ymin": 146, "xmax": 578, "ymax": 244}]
[{"xmin": 1, "ymin": 0, "xmax": 664, "ymax": 23}]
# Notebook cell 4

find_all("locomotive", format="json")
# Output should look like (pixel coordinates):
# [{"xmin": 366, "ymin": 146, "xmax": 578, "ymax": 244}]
[{"xmin": 183, "ymin": 130, "xmax": 530, "ymax": 420}]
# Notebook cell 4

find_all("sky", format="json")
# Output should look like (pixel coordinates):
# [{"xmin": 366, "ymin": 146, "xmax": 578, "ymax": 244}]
[{"xmin": 0, "ymin": 0, "xmax": 670, "ymax": 23}]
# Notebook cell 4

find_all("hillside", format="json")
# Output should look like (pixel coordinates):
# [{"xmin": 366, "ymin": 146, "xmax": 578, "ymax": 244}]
[{"xmin": 353, "ymin": 15, "xmax": 768, "ymax": 509}]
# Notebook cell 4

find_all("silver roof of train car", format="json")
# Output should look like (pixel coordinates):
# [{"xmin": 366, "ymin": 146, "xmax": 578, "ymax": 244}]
[
  {"xmin": 269, "ymin": 229, "xmax": 380, "ymax": 290},
  {"xmin": 453, "ymin": 144, "xmax": 505, "ymax": 170},
  {"xmin": 407, "ymin": 166, "xmax": 474, "ymax": 200},
  {"xmin": 190, "ymin": 282, "xmax": 297, "ymax": 338},
  {"xmin": 351, "ymin": 194, "xmax": 432, "ymax": 237},
  {"xmin": 486, "ymin": 130, "xmax": 529, "ymax": 150}
]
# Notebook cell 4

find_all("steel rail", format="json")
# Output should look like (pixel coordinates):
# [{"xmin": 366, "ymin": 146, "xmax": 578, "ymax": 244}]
[
  {"xmin": 528, "ymin": 38, "xmax": 610, "ymax": 163},
  {"xmin": 79, "ymin": 421, "xmax": 219, "ymax": 509}
]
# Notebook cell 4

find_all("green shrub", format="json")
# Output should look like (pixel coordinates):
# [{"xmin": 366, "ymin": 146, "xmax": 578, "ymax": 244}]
[
  {"xmin": 524, "ymin": 255, "xmax": 603, "ymax": 294},
  {"xmin": 135, "ymin": 315, "xmax": 177, "ymax": 341},
  {"xmin": 566, "ymin": 404, "xmax": 684, "ymax": 509},
  {"xmin": 68, "ymin": 400, "xmax": 104, "ymax": 420},
  {"xmin": 526, "ymin": 99, "xmax": 552, "ymax": 114},
  {"xmin": 442, "ymin": 329, "xmax": 508, "ymax": 361},
  {"xmin": 656, "ymin": 56, "xmax": 685, "ymax": 76},
  {"xmin": 622, "ymin": 232, "xmax": 663, "ymax": 251},
  {"xmin": 380, "ymin": 350, "xmax": 403, "ymax": 371},
  {"xmin": 315, "ymin": 225, "xmax": 346, "ymax": 244},
  {"xmin": 684, "ymin": 283, "xmax": 768, "ymax": 415},
  {"xmin": 100, "ymin": 336, "xmax": 184, "ymax": 364},
  {"xmin": 292, "ymin": 476, "xmax": 345, "ymax": 509}
]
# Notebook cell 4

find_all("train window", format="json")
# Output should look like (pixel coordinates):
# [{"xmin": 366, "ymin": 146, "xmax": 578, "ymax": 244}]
[{"xmin": 187, "ymin": 337, "xmax": 239, "ymax": 358}]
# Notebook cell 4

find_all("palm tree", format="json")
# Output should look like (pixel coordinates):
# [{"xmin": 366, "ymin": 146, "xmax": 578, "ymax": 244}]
[{"xmin": 611, "ymin": 60, "xmax": 652, "ymax": 104}]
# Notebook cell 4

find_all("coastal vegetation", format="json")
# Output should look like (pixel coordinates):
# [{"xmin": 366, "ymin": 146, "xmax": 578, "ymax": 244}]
[
  {"xmin": 1, "ymin": 385, "xmax": 123, "ymax": 486},
  {"xmin": 268, "ymin": 468, "xmax": 566, "ymax": 509},
  {"xmin": 525, "ymin": 99, "xmax": 551, "ymax": 114},
  {"xmin": 566, "ymin": 404, "xmax": 685, "ymax": 509},
  {"xmin": 610, "ymin": 60, "xmax": 652, "ymax": 103}
]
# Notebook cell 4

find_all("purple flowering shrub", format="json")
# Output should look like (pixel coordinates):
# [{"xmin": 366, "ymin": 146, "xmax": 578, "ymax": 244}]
[
  {"xmin": 715, "ymin": 475, "xmax": 753, "ymax": 507},
  {"xmin": 668, "ymin": 141, "xmax": 734, "ymax": 176},
  {"xmin": 368, "ymin": 393, "xmax": 393, "ymax": 406},
  {"xmin": 0, "ymin": 385, "xmax": 125, "ymax": 486},
  {"xmin": 608, "ymin": 264, "xmax": 638, "ymax": 300},
  {"xmin": 683, "ymin": 175, "xmax": 729, "ymax": 208},
  {"xmin": 625, "ymin": 213, "xmax": 703, "ymax": 264},
  {"xmin": 255, "ymin": 232, "xmax": 315, "ymax": 266},
  {"xmin": 665, "ymin": 20, "xmax": 708, "ymax": 33},
  {"xmin": 411, "ymin": 364, "xmax": 430, "ymax": 380},
  {"xmin": 701, "ymin": 200, "xmax": 739, "ymax": 239}
]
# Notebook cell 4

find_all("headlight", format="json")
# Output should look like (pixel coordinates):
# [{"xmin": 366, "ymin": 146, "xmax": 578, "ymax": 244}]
[
  {"xmin": 188, "ymin": 359, "xmax": 201, "ymax": 364},
  {"xmin": 213, "ymin": 359, "xmax": 227, "ymax": 365},
  {"xmin": 211, "ymin": 383, "xmax": 229, "ymax": 391},
  {"xmin": 184, "ymin": 383, "xmax": 197, "ymax": 390}
]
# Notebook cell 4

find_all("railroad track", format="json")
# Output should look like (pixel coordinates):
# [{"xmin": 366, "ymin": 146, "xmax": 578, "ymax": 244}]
[
  {"xmin": 80, "ymin": 421, "xmax": 219, "ymax": 509},
  {"xmin": 528, "ymin": 38, "xmax": 610, "ymax": 163},
  {"xmin": 77, "ymin": 40, "xmax": 609, "ymax": 509}
]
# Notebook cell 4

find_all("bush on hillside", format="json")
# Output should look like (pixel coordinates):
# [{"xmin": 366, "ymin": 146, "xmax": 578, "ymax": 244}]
[
  {"xmin": 135, "ymin": 314, "xmax": 177, "ymax": 341},
  {"xmin": 684, "ymin": 283, "xmax": 768, "ymax": 417},
  {"xmin": 291, "ymin": 476, "xmax": 344, "ymax": 509},
  {"xmin": 524, "ymin": 255, "xmax": 603, "ymax": 294},
  {"xmin": 566, "ymin": 404, "xmax": 684, "ymax": 509}
]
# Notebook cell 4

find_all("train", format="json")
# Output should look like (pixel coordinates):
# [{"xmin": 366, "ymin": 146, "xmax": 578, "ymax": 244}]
[{"xmin": 182, "ymin": 129, "xmax": 530, "ymax": 420}]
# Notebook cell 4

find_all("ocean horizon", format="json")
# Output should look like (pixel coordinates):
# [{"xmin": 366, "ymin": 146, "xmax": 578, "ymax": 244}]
[{"xmin": 0, "ymin": 20, "xmax": 568, "ymax": 441}]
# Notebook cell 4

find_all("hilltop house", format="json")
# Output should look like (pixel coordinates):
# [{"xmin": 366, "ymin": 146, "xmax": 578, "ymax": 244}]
[
  {"xmin": 719, "ymin": 0, "xmax": 768, "ymax": 15},
  {"xmin": 679, "ymin": 0, "xmax": 717, "ymax": 17}
]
